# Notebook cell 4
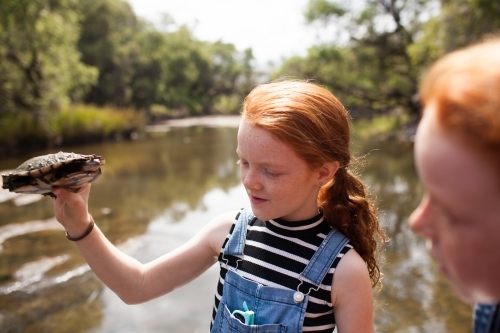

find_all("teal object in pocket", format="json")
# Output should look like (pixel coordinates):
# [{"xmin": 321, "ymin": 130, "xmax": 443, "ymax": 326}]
[{"xmin": 231, "ymin": 301, "xmax": 254, "ymax": 325}]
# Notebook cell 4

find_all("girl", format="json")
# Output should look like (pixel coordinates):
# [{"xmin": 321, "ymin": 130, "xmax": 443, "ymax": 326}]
[
  {"xmin": 53, "ymin": 80, "xmax": 385, "ymax": 333},
  {"xmin": 409, "ymin": 37, "xmax": 500, "ymax": 333}
]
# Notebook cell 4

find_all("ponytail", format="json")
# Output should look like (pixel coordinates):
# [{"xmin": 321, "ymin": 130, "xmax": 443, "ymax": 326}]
[{"xmin": 318, "ymin": 167, "xmax": 385, "ymax": 288}]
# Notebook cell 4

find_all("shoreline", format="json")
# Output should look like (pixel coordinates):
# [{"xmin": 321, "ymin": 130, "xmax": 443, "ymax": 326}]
[{"xmin": 145, "ymin": 115, "xmax": 241, "ymax": 132}]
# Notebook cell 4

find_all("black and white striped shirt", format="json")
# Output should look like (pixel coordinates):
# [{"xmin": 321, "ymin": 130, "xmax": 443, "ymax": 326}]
[{"xmin": 211, "ymin": 210, "xmax": 352, "ymax": 332}]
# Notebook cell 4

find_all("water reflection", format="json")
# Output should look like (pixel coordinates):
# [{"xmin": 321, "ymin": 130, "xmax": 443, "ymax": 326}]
[{"xmin": 0, "ymin": 125, "xmax": 472, "ymax": 332}]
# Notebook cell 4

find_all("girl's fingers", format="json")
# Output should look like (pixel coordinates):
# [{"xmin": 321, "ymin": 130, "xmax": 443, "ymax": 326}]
[
  {"xmin": 52, "ymin": 184, "xmax": 91, "ymax": 224},
  {"xmin": 53, "ymin": 184, "xmax": 90, "ymax": 202}
]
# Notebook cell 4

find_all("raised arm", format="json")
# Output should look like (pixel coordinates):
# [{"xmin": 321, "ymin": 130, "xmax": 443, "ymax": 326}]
[
  {"xmin": 52, "ymin": 184, "xmax": 235, "ymax": 304},
  {"xmin": 331, "ymin": 249, "xmax": 375, "ymax": 333}
]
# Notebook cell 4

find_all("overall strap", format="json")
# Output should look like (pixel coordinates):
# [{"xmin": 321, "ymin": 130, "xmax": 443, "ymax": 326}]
[
  {"xmin": 474, "ymin": 303, "xmax": 500, "ymax": 333},
  {"xmin": 223, "ymin": 207, "xmax": 255, "ymax": 256},
  {"xmin": 299, "ymin": 228, "xmax": 349, "ymax": 287}
]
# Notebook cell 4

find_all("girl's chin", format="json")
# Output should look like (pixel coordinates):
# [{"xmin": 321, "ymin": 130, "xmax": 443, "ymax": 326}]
[
  {"xmin": 249, "ymin": 206, "xmax": 275, "ymax": 221},
  {"xmin": 448, "ymin": 279, "xmax": 498, "ymax": 305}
]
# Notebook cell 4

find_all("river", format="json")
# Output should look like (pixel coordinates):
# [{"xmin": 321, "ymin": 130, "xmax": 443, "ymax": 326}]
[{"xmin": 0, "ymin": 116, "xmax": 472, "ymax": 332}]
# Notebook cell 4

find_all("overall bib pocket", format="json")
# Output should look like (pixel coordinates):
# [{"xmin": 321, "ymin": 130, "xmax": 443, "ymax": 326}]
[
  {"xmin": 211, "ymin": 270, "xmax": 306, "ymax": 333},
  {"xmin": 213, "ymin": 299, "xmax": 287, "ymax": 333}
]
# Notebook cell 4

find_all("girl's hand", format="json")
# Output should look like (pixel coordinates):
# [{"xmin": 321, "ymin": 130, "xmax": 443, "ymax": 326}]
[{"xmin": 52, "ymin": 184, "xmax": 92, "ymax": 236}]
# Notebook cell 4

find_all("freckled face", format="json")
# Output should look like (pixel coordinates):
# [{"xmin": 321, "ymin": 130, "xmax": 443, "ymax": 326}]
[
  {"xmin": 409, "ymin": 107, "xmax": 500, "ymax": 304},
  {"xmin": 237, "ymin": 119, "xmax": 321, "ymax": 222}
]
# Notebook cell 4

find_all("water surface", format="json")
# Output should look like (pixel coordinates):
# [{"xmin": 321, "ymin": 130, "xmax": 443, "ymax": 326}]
[{"xmin": 0, "ymin": 120, "xmax": 472, "ymax": 332}]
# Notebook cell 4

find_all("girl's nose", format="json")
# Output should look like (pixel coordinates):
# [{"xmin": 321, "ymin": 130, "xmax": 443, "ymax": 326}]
[
  {"xmin": 408, "ymin": 195, "xmax": 435, "ymax": 240},
  {"xmin": 241, "ymin": 168, "xmax": 263, "ymax": 191}
]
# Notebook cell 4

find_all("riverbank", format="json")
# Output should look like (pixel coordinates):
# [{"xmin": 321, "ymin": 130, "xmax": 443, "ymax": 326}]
[
  {"xmin": 145, "ymin": 115, "xmax": 241, "ymax": 132},
  {"xmin": 0, "ymin": 105, "xmax": 144, "ymax": 159},
  {"xmin": 146, "ymin": 114, "xmax": 416, "ymax": 140},
  {"xmin": 0, "ymin": 112, "xmax": 414, "ymax": 161}
]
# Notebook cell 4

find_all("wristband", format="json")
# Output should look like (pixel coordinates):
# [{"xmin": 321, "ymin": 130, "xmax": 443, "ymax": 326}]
[{"xmin": 66, "ymin": 219, "xmax": 95, "ymax": 241}]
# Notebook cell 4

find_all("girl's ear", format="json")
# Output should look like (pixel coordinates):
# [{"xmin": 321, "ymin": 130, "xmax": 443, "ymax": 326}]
[{"xmin": 317, "ymin": 161, "xmax": 340, "ymax": 185}]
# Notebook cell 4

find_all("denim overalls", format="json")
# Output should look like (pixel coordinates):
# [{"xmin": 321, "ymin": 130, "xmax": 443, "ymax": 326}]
[
  {"xmin": 475, "ymin": 303, "xmax": 500, "ymax": 333},
  {"xmin": 211, "ymin": 207, "xmax": 349, "ymax": 333}
]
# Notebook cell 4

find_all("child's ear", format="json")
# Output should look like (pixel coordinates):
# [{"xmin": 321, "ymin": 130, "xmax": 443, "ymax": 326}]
[{"xmin": 317, "ymin": 161, "xmax": 340, "ymax": 185}]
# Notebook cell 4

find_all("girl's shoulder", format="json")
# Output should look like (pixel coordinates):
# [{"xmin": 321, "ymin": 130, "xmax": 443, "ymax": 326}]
[
  {"xmin": 330, "ymin": 248, "xmax": 375, "ymax": 332},
  {"xmin": 331, "ymin": 248, "xmax": 372, "ymax": 305},
  {"xmin": 201, "ymin": 210, "xmax": 240, "ymax": 254}
]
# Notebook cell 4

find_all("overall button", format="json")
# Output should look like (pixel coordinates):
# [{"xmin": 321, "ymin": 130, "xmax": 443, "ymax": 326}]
[{"xmin": 293, "ymin": 291, "xmax": 304, "ymax": 303}]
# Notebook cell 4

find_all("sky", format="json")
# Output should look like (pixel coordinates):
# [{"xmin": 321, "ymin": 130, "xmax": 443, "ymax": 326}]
[{"xmin": 126, "ymin": 0, "xmax": 327, "ymax": 67}]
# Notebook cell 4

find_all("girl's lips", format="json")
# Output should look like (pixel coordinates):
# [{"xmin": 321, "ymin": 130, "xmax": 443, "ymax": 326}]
[
  {"xmin": 427, "ymin": 244, "xmax": 448, "ymax": 276},
  {"xmin": 249, "ymin": 195, "xmax": 267, "ymax": 204},
  {"xmin": 436, "ymin": 258, "xmax": 450, "ymax": 278},
  {"xmin": 439, "ymin": 262, "xmax": 449, "ymax": 276}
]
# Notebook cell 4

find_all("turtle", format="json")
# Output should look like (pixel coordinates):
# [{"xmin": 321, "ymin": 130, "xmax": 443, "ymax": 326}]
[{"xmin": 1, "ymin": 151, "xmax": 105, "ymax": 198}]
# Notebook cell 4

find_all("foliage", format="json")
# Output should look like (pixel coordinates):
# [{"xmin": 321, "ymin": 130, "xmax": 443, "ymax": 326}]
[
  {"xmin": 275, "ymin": 44, "xmax": 414, "ymax": 117},
  {"xmin": 52, "ymin": 104, "xmax": 144, "ymax": 144},
  {"xmin": 352, "ymin": 114, "xmax": 408, "ymax": 140},
  {"xmin": 129, "ymin": 28, "xmax": 253, "ymax": 116},
  {"xmin": 0, "ymin": 0, "xmax": 98, "ymax": 118},
  {"xmin": 409, "ymin": 0, "xmax": 500, "ymax": 68},
  {"xmin": 276, "ymin": 0, "xmax": 500, "ymax": 119},
  {"xmin": 76, "ymin": 0, "xmax": 142, "ymax": 107},
  {"xmin": 0, "ymin": 105, "xmax": 144, "ymax": 153},
  {"xmin": 305, "ymin": 0, "xmax": 347, "ymax": 22},
  {"xmin": 275, "ymin": 0, "xmax": 433, "ymax": 117},
  {"xmin": 0, "ymin": 0, "xmax": 256, "ymax": 154},
  {"xmin": 75, "ymin": 0, "xmax": 254, "ymax": 116}
]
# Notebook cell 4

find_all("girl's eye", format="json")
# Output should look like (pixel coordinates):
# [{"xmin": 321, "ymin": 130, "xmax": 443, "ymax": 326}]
[
  {"xmin": 264, "ymin": 169, "xmax": 281, "ymax": 177},
  {"xmin": 236, "ymin": 160, "xmax": 248, "ymax": 166},
  {"xmin": 432, "ymin": 198, "xmax": 464, "ymax": 226}
]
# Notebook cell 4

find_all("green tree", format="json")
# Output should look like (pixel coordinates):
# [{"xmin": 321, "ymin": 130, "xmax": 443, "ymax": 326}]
[
  {"xmin": 128, "ymin": 26, "xmax": 213, "ymax": 115},
  {"xmin": 409, "ymin": 0, "xmax": 500, "ymax": 68},
  {"xmin": 76, "ymin": 0, "xmax": 255, "ymax": 116},
  {"xmin": 0, "ymin": 0, "xmax": 97, "ymax": 122},
  {"xmin": 276, "ymin": 0, "xmax": 435, "ymax": 116},
  {"xmin": 130, "ymin": 27, "xmax": 254, "ymax": 116},
  {"xmin": 76, "ymin": 0, "xmax": 141, "ymax": 107},
  {"xmin": 279, "ymin": 0, "xmax": 500, "ymax": 118}
]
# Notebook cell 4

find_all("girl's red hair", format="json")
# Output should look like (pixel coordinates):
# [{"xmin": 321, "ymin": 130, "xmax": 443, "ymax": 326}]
[{"xmin": 420, "ymin": 36, "xmax": 500, "ymax": 170}]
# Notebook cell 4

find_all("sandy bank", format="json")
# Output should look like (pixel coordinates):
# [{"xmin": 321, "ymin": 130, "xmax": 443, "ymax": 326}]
[{"xmin": 145, "ymin": 115, "xmax": 241, "ymax": 132}]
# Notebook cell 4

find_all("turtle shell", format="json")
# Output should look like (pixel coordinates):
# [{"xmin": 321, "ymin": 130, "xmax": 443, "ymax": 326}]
[{"xmin": 1, "ymin": 151, "xmax": 105, "ymax": 197}]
